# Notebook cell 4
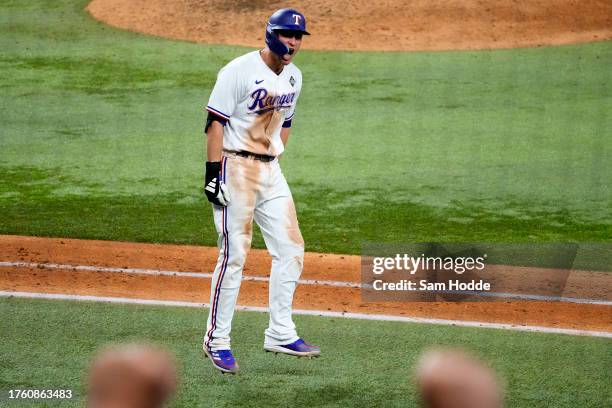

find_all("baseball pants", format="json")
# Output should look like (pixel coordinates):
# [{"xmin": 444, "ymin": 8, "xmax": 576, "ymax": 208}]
[{"xmin": 204, "ymin": 152, "xmax": 304, "ymax": 351}]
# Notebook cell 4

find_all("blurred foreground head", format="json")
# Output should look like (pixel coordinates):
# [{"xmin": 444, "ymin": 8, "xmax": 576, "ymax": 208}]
[
  {"xmin": 87, "ymin": 344, "xmax": 177, "ymax": 408},
  {"xmin": 416, "ymin": 349, "xmax": 503, "ymax": 408}
]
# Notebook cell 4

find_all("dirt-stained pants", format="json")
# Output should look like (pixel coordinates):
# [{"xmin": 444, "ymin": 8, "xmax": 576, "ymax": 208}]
[{"xmin": 204, "ymin": 152, "xmax": 305, "ymax": 351}]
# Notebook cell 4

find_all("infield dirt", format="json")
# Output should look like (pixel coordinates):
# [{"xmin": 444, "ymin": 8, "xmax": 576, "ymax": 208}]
[
  {"xmin": 86, "ymin": 0, "xmax": 612, "ymax": 51},
  {"xmin": 1, "ymin": 235, "xmax": 610, "ymax": 333}
]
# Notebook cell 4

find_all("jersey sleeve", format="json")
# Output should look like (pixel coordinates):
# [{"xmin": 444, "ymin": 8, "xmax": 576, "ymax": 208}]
[
  {"xmin": 283, "ymin": 72, "xmax": 302, "ymax": 128},
  {"xmin": 206, "ymin": 64, "xmax": 243, "ymax": 120}
]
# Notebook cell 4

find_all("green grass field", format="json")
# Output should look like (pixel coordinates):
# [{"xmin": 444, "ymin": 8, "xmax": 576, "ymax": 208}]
[
  {"xmin": 1, "ymin": 0, "xmax": 610, "ymax": 253},
  {"xmin": 1, "ymin": 1, "xmax": 611, "ymax": 407},
  {"xmin": 1, "ymin": 298, "xmax": 611, "ymax": 408}
]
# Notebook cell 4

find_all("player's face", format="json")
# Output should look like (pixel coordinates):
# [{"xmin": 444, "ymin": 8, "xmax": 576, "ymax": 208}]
[{"xmin": 276, "ymin": 30, "xmax": 303, "ymax": 65}]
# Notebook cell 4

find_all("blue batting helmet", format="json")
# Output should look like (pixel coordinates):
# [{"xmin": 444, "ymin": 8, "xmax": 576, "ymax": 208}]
[{"xmin": 265, "ymin": 8, "xmax": 310, "ymax": 57}]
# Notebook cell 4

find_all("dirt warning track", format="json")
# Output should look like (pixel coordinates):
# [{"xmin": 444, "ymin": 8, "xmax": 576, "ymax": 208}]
[{"xmin": 1, "ymin": 235, "xmax": 610, "ymax": 335}]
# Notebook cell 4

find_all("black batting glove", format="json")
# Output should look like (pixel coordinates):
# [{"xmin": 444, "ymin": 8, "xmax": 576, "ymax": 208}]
[{"xmin": 204, "ymin": 161, "xmax": 231, "ymax": 207}]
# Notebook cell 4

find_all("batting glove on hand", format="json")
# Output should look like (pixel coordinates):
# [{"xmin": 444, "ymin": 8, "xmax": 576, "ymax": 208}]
[{"xmin": 204, "ymin": 161, "xmax": 231, "ymax": 207}]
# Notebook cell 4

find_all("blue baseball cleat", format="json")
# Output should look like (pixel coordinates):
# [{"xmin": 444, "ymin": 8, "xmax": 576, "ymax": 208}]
[
  {"xmin": 264, "ymin": 338, "xmax": 321, "ymax": 358},
  {"xmin": 203, "ymin": 346, "xmax": 239, "ymax": 374}
]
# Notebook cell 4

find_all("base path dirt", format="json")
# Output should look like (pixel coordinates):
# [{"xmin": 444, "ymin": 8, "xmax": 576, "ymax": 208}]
[
  {"xmin": 86, "ymin": 0, "xmax": 612, "ymax": 51},
  {"xmin": 1, "ymin": 235, "xmax": 610, "ymax": 333}
]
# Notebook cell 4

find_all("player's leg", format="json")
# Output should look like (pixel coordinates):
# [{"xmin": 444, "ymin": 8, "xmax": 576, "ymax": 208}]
[
  {"xmin": 254, "ymin": 192, "xmax": 303, "ymax": 345},
  {"xmin": 254, "ymin": 160, "xmax": 319, "ymax": 356},
  {"xmin": 204, "ymin": 156, "xmax": 255, "ymax": 353}
]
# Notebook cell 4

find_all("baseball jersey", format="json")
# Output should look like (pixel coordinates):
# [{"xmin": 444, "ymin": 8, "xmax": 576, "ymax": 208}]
[{"xmin": 206, "ymin": 50, "xmax": 302, "ymax": 157}]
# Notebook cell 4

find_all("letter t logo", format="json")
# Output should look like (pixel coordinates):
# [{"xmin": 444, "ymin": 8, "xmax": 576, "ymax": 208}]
[{"xmin": 293, "ymin": 14, "xmax": 302, "ymax": 25}]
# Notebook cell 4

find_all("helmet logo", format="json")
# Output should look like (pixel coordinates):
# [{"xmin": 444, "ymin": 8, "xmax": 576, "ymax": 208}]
[{"xmin": 292, "ymin": 14, "xmax": 302, "ymax": 25}]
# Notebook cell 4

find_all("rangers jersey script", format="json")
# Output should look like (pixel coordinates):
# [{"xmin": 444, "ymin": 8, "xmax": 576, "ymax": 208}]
[{"xmin": 206, "ymin": 50, "xmax": 302, "ymax": 156}]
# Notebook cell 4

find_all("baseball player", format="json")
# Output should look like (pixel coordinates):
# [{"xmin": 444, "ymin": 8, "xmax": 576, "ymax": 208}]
[{"xmin": 202, "ymin": 8, "xmax": 320, "ymax": 374}]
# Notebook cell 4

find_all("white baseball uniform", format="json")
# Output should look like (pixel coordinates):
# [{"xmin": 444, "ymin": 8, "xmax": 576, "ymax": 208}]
[{"xmin": 203, "ymin": 50, "xmax": 304, "ymax": 351}]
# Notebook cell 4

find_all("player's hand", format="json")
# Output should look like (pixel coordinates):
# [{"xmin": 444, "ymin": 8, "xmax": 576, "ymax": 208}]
[{"xmin": 204, "ymin": 161, "xmax": 231, "ymax": 207}]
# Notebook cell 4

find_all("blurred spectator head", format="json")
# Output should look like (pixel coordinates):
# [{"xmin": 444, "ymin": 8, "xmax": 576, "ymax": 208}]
[
  {"xmin": 87, "ymin": 343, "xmax": 177, "ymax": 408},
  {"xmin": 415, "ymin": 348, "xmax": 503, "ymax": 408}
]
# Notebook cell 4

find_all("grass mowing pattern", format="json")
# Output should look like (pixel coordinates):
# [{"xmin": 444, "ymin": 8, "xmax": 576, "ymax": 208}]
[
  {"xmin": 1, "ymin": 166, "xmax": 611, "ymax": 256},
  {"xmin": 1, "ymin": 297, "xmax": 611, "ymax": 407},
  {"xmin": 1, "ymin": 0, "xmax": 611, "ymax": 253}
]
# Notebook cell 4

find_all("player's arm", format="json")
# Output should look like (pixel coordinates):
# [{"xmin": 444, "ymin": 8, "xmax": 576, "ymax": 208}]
[
  {"xmin": 203, "ymin": 63, "xmax": 241, "ymax": 206},
  {"xmin": 203, "ymin": 113, "xmax": 230, "ymax": 206},
  {"xmin": 206, "ymin": 119, "xmax": 224, "ymax": 162},
  {"xmin": 280, "ymin": 127, "xmax": 291, "ymax": 147},
  {"xmin": 204, "ymin": 63, "xmax": 241, "ymax": 207},
  {"xmin": 281, "ymin": 77, "xmax": 299, "ymax": 149},
  {"xmin": 280, "ymin": 107, "xmax": 294, "ymax": 148}
]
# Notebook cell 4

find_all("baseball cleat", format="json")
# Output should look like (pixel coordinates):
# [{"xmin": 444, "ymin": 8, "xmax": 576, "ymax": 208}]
[
  {"xmin": 264, "ymin": 338, "xmax": 321, "ymax": 358},
  {"xmin": 203, "ymin": 346, "xmax": 239, "ymax": 374}
]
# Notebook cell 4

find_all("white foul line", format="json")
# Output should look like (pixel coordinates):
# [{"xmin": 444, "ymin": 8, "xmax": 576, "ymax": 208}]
[
  {"xmin": 1, "ymin": 261, "xmax": 610, "ymax": 305},
  {"xmin": 427, "ymin": 289, "xmax": 612, "ymax": 305},
  {"xmin": 0, "ymin": 261, "xmax": 361, "ymax": 288},
  {"xmin": 1, "ymin": 291, "xmax": 610, "ymax": 339}
]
